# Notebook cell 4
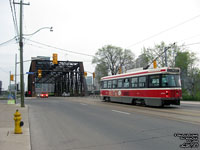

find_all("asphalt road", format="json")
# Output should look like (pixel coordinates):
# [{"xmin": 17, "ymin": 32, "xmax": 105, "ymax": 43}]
[{"xmin": 25, "ymin": 97, "xmax": 200, "ymax": 150}]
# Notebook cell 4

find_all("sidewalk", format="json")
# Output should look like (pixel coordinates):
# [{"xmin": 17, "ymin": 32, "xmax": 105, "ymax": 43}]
[
  {"xmin": 181, "ymin": 101, "xmax": 200, "ymax": 105},
  {"xmin": 0, "ymin": 103, "xmax": 31, "ymax": 150}
]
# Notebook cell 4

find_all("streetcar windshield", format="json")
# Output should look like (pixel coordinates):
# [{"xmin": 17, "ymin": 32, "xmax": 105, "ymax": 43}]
[{"xmin": 162, "ymin": 74, "xmax": 181, "ymax": 87}]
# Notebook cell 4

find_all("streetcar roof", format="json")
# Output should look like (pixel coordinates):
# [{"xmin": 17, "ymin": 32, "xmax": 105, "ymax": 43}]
[{"xmin": 101, "ymin": 67, "xmax": 180, "ymax": 80}]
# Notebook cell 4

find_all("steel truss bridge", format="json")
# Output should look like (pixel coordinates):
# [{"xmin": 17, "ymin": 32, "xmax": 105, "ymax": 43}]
[{"xmin": 28, "ymin": 59, "xmax": 87, "ymax": 97}]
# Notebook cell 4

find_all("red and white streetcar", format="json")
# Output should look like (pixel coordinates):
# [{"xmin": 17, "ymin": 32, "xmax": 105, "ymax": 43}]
[{"xmin": 100, "ymin": 67, "xmax": 182, "ymax": 107}]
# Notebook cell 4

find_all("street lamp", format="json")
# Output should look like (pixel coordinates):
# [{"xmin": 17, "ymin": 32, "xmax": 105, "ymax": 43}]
[
  {"xmin": 17, "ymin": 26, "xmax": 53, "ymax": 107},
  {"xmin": 23, "ymin": 27, "xmax": 53, "ymax": 36}
]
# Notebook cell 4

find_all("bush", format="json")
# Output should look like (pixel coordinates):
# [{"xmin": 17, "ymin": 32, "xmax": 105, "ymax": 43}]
[{"xmin": 182, "ymin": 88, "xmax": 200, "ymax": 101}]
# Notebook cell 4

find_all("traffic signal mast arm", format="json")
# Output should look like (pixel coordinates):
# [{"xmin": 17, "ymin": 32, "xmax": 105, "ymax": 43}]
[{"xmin": 143, "ymin": 43, "xmax": 175, "ymax": 70}]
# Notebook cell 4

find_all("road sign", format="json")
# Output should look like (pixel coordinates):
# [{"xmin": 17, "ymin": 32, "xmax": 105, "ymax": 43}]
[{"xmin": 26, "ymin": 72, "xmax": 35, "ymax": 75}]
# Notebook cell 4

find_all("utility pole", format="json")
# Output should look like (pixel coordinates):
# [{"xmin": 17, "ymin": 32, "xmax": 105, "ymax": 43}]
[
  {"xmin": 9, "ymin": 71, "xmax": 11, "ymax": 96},
  {"xmin": 143, "ymin": 43, "xmax": 175, "ymax": 70},
  {"xmin": 14, "ymin": 0, "xmax": 29, "ymax": 107},
  {"xmin": 15, "ymin": 54, "xmax": 17, "ymax": 104},
  {"xmin": 164, "ymin": 47, "xmax": 168, "ymax": 67}
]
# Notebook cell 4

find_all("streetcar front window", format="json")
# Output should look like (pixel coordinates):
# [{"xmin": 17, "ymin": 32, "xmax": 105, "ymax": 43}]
[{"xmin": 162, "ymin": 74, "xmax": 181, "ymax": 87}]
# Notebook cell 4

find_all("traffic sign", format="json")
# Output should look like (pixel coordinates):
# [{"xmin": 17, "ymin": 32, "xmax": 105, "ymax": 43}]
[{"xmin": 26, "ymin": 72, "xmax": 34, "ymax": 75}]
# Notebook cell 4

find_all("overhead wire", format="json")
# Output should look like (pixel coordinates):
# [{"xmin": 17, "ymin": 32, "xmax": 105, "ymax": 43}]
[
  {"xmin": 9, "ymin": 0, "xmax": 19, "ymax": 38},
  {"xmin": 0, "ymin": 67, "xmax": 9, "ymax": 74},
  {"xmin": 183, "ymin": 42, "xmax": 200, "ymax": 47},
  {"xmin": 0, "ymin": 37, "xmax": 16, "ymax": 47},
  {"xmin": 13, "ymin": 0, "xmax": 19, "ymax": 36},
  {"xmin": 25, "ymin": 42, "xmax": 93, "ymax": 62},
  {"xmin": 25, "ymin": 38, "xmax": 95, "ymax": 57},
  {"xmin": 126, "ymin": 13, "xmax": 200, "ymax": 48}
]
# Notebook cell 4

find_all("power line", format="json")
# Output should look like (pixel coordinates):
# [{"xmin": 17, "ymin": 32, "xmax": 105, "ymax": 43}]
[
  {"xmin": 178, "ymin": 34, "xmax": 200, "ymax": 43},
  {"xmin": 0, "ymin": 37, "xmax": 16, "ymax": 47},
  {"xmin": 9, "ymin": 0, "xmax": 19, "ymax": 38},
  {"xmin": 25, "ymin": 38, "xmax": 95, "ymax": 57},
  {"xmin": 13, "ymin": 0, "xmax": 19, "ymax": 36},
  {"xmin": 0, "ymin": 67, "xmax": 9, "ymax": 74},
  {"xmin": 184, "ymin": 42, "xmax": 200, "ymax": 47},
  {"xmin": 126, "ymin": 13, "xmax": 200, "ymax": 48}
]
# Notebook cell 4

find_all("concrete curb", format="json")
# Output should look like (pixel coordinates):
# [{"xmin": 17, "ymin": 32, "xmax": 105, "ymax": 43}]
[{"xmin": 181, "ymin": 101, "xmax": 200, "ymax": 105}]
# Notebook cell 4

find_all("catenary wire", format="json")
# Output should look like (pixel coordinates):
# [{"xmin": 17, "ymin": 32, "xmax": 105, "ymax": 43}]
[
  {"xmin": 25, "ymin": 43, "xmax": 93, "ymax": 62},
  {"xmin": 126, "ymin": 13, "xmax": 200, "ymax": 48},
  {"xmin": 25, "ymin": 38, "xmax": 95, "ymax": 57}
]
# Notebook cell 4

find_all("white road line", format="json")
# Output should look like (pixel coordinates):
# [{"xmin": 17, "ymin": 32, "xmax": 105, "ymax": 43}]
[
  {"xmin": 112, "ymin": 110, "xmax": 130, "ymax": 115},
  {"xmin": 80, "ymin": 103, "xmax": 88, "ymax": 106}
]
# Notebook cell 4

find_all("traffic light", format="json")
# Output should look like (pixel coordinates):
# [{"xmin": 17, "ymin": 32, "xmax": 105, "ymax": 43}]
[
  {"xmin": 38, "ymin": 69, "xmax": 42, "ymax": 78},
  {"xmin": 118, "ymin": 67, "xmax": 122, "ymax": 74},
  {"xmin": 53, "ymin": 53, "xmax": 58, "ymax": 64},
  {"xmin": 84, "ymin": 72, "xmax": 87, "ymax": 77},
  {"xmin": 10, "ymin": 74, "xmax": 14, "ymax": 81},
  {"xmin": 153, "ymin": 60, "xmax": 157, "ymax": 69},
  {"xmin": 93, "ymin": 72, "xmax": 95, "ymax": 79}
]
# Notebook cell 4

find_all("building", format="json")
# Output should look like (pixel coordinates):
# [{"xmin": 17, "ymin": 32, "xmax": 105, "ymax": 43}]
[
  {"xmin": 0, "ymin": 80, "xmax": 2, "ymax": 94},
  {"xmin": 86, "ymin": 76, "xmax": 93, "ymax": 92}
]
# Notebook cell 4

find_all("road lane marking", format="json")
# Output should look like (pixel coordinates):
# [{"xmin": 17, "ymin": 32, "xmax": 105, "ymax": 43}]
[
  {"xmin": 112, "ymin": 110, "xmax": 130, "ymax": 115},
  {"xmin": 80, "ymin": 103, "xmax": 88, "ymax": 106}
]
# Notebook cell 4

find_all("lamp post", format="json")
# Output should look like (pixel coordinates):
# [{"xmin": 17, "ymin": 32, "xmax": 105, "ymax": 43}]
[
  {"xmin": 16, "ymin": 26, "xmax": 53, "ymax": 107},
  {"xmin": 23, "ymin": 27, "xmax": 53, "ymax": 36}
]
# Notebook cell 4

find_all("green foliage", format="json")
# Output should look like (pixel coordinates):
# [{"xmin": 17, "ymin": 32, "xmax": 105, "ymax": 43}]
[
  {"xmin": 94, "ymin": 62, "xmax": 108, "ymax": 83},
  {"xmin": 92, "ymin": 45, "xmax": 135, "ymax": 81},
  {"xmin": 182, "ymin": 88, "xmax": 200, "ymax": 101},
  {"xmin": 175, "ymin": 51, "xmax": 196, "ymax": 71},
  {"xmin": 140, "ymin": 41, "xmax": 200, "ymax": 101},
  {"xmin": 141, "ymin": 42, "xmax": 180, "ymax": 68}
]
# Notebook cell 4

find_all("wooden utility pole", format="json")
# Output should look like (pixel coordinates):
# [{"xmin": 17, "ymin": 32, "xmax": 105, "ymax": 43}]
[{"xmin": 13, "ymin": 0, "xmax": 29, "ymax": 107}]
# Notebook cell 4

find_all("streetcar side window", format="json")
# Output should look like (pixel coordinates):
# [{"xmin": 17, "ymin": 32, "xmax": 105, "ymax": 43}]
[
  {"xmin": 117, "ymin": 79, "xmax": 123, "ymax": 88},
  {"xmin": 162, "ymin": 74, "xmax": 181, "ymax": 87},
  {"xmin": 149, "ymin": 75, "xmax": 160, "ymax": 87},
  {"xmin": 113, "ymin": 80, "xmax": 117, "ymax": 89},
  {"xmin": 123, "ymin": 78, "xmax": 130, "ymax": 88},
  {"xmin": 131, "ymin": 77, "xmax": 138, "ymax": 88},
  {"xmin": 139, "ymin": 76, "xmax": 146, "ymax": 88},
  {"xmin": 103, "ymin": 81, "xmax": 107, "ymax": 89},
  {"xmin": 108, "ymin": 80, "xmax": 112, "ymax": 89}
]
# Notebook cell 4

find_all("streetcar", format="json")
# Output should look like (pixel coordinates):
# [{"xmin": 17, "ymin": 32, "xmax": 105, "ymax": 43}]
[{"xmin": 100, "ymin": 67, "xmax": 182, "ymax": 107}]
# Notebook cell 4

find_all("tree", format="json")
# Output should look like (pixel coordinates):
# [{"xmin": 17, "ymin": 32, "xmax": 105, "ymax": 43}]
[
  {"xmin": 134, "ymin": 53, "xmax": 149, "ymax": 69},
  {"xmin": 92, "ymin": 45, "xmax": 135, "ymax": 79},
  {"xmin": 141, "ymin": 42, "xmax": 181, "ymax": 68},
  {"xmin": 94, "ymin": 62, "xmax": 108, "ymax": 83},
  {"xmin": 139, "ymin": 42, "xmax": 200, "ymax": 100},
  {"xmin": 175, "ymin": 51, "xmax": 200, "ymax": 98}
]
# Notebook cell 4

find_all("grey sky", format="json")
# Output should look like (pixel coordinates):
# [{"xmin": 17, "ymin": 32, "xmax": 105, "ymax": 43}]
[{"xmin": 1, "ymin": 0, "xmax": 200, "ymax": 90}]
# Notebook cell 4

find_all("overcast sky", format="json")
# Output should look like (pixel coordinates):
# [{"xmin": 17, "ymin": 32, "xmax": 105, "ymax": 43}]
[{"xmin": 1, "ymin": 0, "xmax": 200, "ymax": 90}]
